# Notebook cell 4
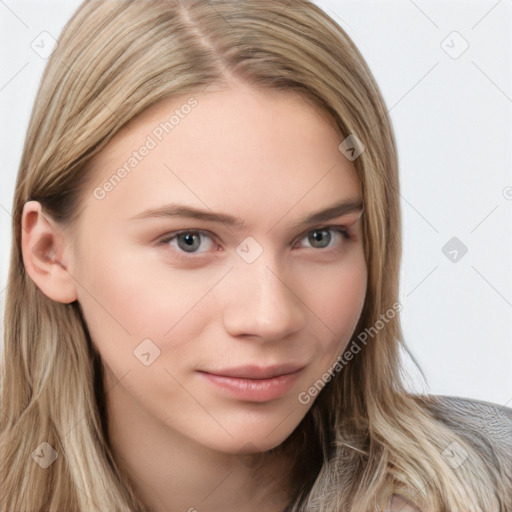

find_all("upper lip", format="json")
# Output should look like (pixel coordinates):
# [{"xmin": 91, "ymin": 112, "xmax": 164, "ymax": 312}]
[{"xmin": 199, "ymin": 364, "xmax": 305, "ymax": 380}]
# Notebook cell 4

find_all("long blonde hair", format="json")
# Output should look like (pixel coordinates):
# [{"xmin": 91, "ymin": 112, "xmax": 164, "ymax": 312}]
[{"xmin": 1, "ymin": 1, "xmax": 509, "ymax": 511}]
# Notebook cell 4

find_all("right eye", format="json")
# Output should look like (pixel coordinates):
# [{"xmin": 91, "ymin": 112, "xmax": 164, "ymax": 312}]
[{"xmin": 157, "ymin": 230, "xmax": 218, "ymax": 257}]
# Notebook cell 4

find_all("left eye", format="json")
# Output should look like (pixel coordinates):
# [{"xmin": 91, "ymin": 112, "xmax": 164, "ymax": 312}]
[
  {"xmin": 157, "ymin": 226, "xmax": 350, "ymax": 257},
  {"xmin": 296, "ymin": 226, "xmax": 350, "ymax": 250}
]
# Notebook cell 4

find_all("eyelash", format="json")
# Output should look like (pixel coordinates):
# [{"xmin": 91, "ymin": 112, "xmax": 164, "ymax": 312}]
[{"xmin": 156, "ymin": 225, "xmax": 352, "ymax": 260}]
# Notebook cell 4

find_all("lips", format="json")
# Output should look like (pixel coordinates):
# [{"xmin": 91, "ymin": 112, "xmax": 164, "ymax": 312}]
[
  {"xmin": 197, "ymin": 363, "xmax": 305, "ymax": 402},
  {"xmin": 199, "ymin": 363, "xmax": 305, "ymax": 380}
]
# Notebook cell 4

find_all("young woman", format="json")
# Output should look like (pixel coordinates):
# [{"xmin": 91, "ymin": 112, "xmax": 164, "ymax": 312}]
[{"xmin": 1, "ymin": 1, "xmax": 510, "ymax": 511}]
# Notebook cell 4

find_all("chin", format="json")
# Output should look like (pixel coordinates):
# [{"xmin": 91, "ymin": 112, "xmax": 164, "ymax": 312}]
[{"xmin": 204, "ymin": 421, "xmax": 300, "ymax": 457}]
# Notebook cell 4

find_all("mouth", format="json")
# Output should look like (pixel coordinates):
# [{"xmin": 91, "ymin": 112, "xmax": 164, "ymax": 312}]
[
  {"xmin": 197, "ymin": 364, "xmax": 305, "ymax": 402},
  {"xmin": 200, "ymin": 363, "xmax": 305, "ymax": 380}
]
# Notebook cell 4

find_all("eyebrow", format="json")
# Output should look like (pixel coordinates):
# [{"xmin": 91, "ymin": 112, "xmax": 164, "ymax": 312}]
[{"xmin": 129, "ymin": 198, "xmax": 364, "ymax": 231}]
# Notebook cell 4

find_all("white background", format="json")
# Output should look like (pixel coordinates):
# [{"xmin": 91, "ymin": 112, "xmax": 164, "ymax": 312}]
[{"xmin": 1, "ymin": 1, "xmax": 511, "ymax": 407}]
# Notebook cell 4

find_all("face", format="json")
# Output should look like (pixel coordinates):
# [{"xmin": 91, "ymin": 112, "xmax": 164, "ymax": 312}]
[{"xmin": 68, "ymin": 83, "xmax": 367, "ymax": 455}]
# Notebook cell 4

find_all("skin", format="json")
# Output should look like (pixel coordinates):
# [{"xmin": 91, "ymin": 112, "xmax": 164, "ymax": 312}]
[{"xmin": 22, "ymin": 82, "xmax": 367, "ymax": 512}]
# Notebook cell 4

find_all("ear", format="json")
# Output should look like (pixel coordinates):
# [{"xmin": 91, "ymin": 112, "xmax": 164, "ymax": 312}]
[{"xmin": 21, "ymin": 200, "xmax": 77, "ymax": 304}]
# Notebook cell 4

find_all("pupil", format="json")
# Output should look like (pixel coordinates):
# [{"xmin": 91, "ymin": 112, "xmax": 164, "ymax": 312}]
[
  {"xmin": 179, "ymin": 233, "xmax": 200, "ymax": 251},
  {"xmin": 311, "ymin": 230, "xmax": 330, "ymax": 248}
]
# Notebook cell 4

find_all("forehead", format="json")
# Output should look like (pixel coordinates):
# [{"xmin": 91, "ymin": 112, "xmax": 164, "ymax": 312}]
[{"xmin": 83, "ymin": 84, "xmax": 361, "ymax": 229}]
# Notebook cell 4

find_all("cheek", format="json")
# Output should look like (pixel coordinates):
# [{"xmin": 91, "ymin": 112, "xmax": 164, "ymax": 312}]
[
  {"xmin": 305, "ymin": 253, "xmax": 367, "ymax": 363},
  {"xmin": 73, "ymin": 242, "xmax": 209, "ymax": 371}
]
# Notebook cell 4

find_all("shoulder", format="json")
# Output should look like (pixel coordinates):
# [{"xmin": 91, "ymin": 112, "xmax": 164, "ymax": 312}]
[
  {"xmin": 418, "ymin": 393, "xmax": 512, "ymax": 473},
  {"xmin": 388, "ymin": 394, "xmax": 512, "ymax": 512}
]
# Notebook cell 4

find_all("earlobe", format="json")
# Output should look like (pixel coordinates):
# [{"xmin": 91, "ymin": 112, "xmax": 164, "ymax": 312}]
[{"xmin": 21, "ymin": 200, "xmax": 77, "ymax": 304}]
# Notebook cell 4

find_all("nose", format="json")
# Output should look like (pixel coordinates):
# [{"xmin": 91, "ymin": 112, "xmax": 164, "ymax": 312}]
[{"xmin": 221, "ymin": 256, "xmax": 306, "ymax": 342}]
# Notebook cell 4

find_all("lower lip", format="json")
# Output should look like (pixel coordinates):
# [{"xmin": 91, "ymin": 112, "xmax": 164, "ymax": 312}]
[{"xmin": 198, "ymin": 370, "xmax": 303, "ymax": 402}]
